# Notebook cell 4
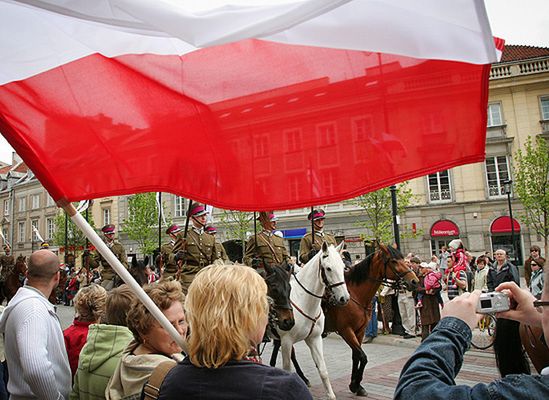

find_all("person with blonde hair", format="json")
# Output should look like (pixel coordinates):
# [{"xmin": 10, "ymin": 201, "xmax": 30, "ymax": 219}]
[
  {"xmin": 106, "ymin": 280, "xmax": 187, "ymax": 400},
  {"xmin": 152, "ymin": 263, "xmax": 311, "ymax": 400},
  {"xmin": 63, "ymin": 283, "xmax": 107, "ymax": 377}
]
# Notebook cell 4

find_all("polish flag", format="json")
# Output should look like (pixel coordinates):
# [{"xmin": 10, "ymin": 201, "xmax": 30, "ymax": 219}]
[{"xmin": 0, "ymin": 0, "xmax": 501, "ymax": 211}]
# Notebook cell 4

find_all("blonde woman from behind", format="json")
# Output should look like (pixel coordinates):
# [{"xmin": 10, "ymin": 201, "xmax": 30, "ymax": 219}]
[{"xmin": 151, "ymin": 263, "xmax": 312, "ymax": 400}]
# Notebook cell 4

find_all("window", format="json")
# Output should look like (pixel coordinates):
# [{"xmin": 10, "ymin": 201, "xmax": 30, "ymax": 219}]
[
  {"xmin": 3, "ymin": 200, "xmax": 8, "ymax": 216},
  {"xmin": 2, "ymin": 227, "xmax": 8, "ymax": 243},
  {"xmin": 428, "ymin": 171, "xmax": 452, "ymax": 202},
  {"xmin": 317, "ymin": 123, "xmax": 337, "ymax": 146},
  {"xmin": 174, "ymin": 196, "xmax": 185, "ymax": 218},
  {"xmin": 485, "ymin": 156, "xmax": 510, "ymax": 197},
  {"xmin": 47, "ymin": 218, "xmax": 55, "ymax": 240},
  {"xmin": 487, "ymin": 103, "xmax": 503, "ymax": 127},
  {"xmin": 18, "ymin": 197, "xmax": 26, "ymax": 212},
  {"xmin": 31, "ymin": 219, "xmax": 39, "ymax": 241},
  {"xmin": 253, "ymin": 135, "xmax": 269, "ymax": 157},
  {"xmin": 18, "ymin": 221, "xmax": 25, "ymax": 243},
  {"xmin": 31, "ymin": 194, "xmax": 40, "ymax": 209},
  {"xmin": 46, "ymin": 194, "xmax": 55, "ymax": 207},
  {"xmin": 541, "ymin": 96, "xmax": 549, "ymax": 120},
  {"xmin": 284, "ymin": 129, "xmax": 302, "ymax": 152},
  {"xmin": 102, "ymin": 208, "xmax": 111, "ymax": 226},
  {"xmin": 352, "ymin": 117, "xmax": 372, "ymax": 142}
]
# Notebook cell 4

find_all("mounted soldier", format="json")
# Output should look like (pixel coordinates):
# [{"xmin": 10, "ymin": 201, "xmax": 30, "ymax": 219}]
[
  {"xmin": 174, "ymin": 203, "xmax": 219, "ymax": 294},
  {"xmin": 299, "ymin": 209, "xmax": 337, "ymax": 265},
  {"xmin": 159, "ymin": 223, "xmax": 181, "ymax": 281},
  {"xmin": 205, "ymin": 225, "xmax": 229, "ymax": 262},
  {"xmin": 89, "ymin": 224, "xmax": 128, "ymax": 291},
  {"xmin": 244, "ymin": 211, "xmax": 289, "ymax": 274}
]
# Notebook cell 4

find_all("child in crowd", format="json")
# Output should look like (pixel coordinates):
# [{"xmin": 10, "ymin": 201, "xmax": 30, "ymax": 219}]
[
  {"xmin": 64, "ymin": 284, "xmax": 107, "ymax": 378},
  {"xmin": 416, "ymin": 263, "xmax": 443, "ymax": 308}
]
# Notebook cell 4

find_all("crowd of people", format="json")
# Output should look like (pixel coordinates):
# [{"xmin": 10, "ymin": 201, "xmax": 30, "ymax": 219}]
[
  {"xmin": 363, "ymin": 241, "xmax": 545, "ymax": 343},
  {"xmin": 0, "ymin": 201, "xmax": 546, "ymax": 399}
]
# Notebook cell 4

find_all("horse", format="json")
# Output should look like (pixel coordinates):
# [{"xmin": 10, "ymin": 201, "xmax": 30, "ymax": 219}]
[
  {"xmin": 129, "ymin": 256, "xmax": 149, "ymax": 287},
  {"xmin": 4, "ymin": 255, "xmax": 27, "ymax": 302},
  {"xmin": 263, "ymin": 261, "xmax": 295, "ymax": 332},
  {"xmin": 276, "ymin": 241, "xmax": 350, "ymax": 400},
  {"xmin": 324, "ymin": 244, "xmax": 419, "ymax": 396}
]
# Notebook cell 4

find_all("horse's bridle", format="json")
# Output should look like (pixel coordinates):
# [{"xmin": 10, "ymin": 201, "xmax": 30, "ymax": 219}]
[
  {"xmin": 292, "ymin": 255, "xmax": 346, "ymax": 300},
  {"xmin": 363, "ymin": 251, "xmax": 415, "ymax": 288}
]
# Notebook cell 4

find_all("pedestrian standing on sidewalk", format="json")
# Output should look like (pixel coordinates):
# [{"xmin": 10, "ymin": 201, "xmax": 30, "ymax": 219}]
[
  {"xmin": 0, "ymin": 250, "xmax": 71, "ymax": 399},
  {"xmin": 397, "ymin": 257, "xmax": 419, "ymax": 339}
]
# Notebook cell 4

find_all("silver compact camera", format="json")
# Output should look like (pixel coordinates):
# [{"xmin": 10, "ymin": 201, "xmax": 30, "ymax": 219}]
[{"xmin": 476, "ymin": 292, "xmax": 510, "ymax": 314}]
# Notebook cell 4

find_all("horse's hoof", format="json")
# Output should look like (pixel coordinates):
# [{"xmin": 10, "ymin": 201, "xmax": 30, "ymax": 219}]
[{"xmin": 349, "ymin": 383, "xmax": 368, "ymax": 396}]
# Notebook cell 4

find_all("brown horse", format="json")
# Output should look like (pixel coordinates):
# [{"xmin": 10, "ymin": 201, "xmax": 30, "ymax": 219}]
[
  {"xmin": 4, "ymin": 255, "xmax": 27, "ymax": 302},
  {"xmin": 324, "ymin": 245, "xmax": 419, "ymax": 396}
]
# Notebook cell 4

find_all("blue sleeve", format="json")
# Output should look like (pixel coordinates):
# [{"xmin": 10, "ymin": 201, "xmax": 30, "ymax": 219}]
[{"xmin": 394, "ymin": 317, "xmax": 491, "ymax": 400}]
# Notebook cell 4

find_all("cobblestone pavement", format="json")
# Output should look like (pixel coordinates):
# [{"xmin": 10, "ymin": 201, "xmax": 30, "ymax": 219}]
[{"xmin": 57, "ymin": 305, "xmax": 499, "ymax": 400}]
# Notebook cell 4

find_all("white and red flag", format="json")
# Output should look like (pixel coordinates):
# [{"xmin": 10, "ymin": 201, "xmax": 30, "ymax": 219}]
[{"xmin": 0, "ymin": 0, "xmax": 501, "ymax": 210}]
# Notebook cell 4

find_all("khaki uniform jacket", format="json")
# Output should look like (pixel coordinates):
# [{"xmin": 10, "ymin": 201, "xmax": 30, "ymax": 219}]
[
  {"xmin": 299, "ymin": 232, "xmax": 337, "ymax": 264},
  {"xmin": 90, "ymin": 241, "xmax": 128, "ymax": 280},
  {"xmin": 244, "ymin": 231, "xmax": 289, "ymax": 267},
  {"xmin": 215, "ymin": 241, "xmax": 229, "ymax": 262},
  {"xmin": 160, "ymin": 241, "xmax": 178, "ymax": 274},
  {"xmin": 175, "ymin": 229, "xmax": 218, "ymax": 275}
]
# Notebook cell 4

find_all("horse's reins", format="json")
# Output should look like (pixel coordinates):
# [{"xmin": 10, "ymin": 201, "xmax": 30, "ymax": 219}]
[{"xmin": 291, "ymin": 255, "xmax": 345, "ymax": 338}]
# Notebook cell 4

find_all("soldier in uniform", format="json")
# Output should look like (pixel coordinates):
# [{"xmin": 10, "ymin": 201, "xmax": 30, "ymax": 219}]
[
  {"xmin": 159, "ymin": 223, "xmax": 181, "ymax": 281},
  {"xmin": 205, "ymin": 225, "xmax": 229, "ymax": 262},
  {"xmin": 244, "ymin": 211, "xmax": 289, "ymax": 273},
  {"xmin": 299, "ymin": 209, "xmax": 337, "ymax": 265},
  {"xmin": 89, "ymin": 224, "xmax": 128, "ymax": 291},
  {"xmin": 0, "ymin": 244, "xmax": 14, "ymax": 301},
  {"xmin": 174, "ymin": 203, "xmax": 219, "ymax": 294}
]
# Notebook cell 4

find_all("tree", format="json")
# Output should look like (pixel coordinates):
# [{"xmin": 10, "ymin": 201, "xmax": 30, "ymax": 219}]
[
  {"xmin": 53, "ymin": 206, "xmax": 96, "ymax": 258},
  {"xmin": 218, "ymin": 210, "xmax": 254, "ymax": 254},
  {"xmin": 354, "ymin": 183, "xmax": 416, "ymax": 245},
  {"xmin": 513, "ymin": 136, "xmax": 549, "ymax": 256},
  {"xmin": 123, "ymin": 192, "xmax": 159, "ymax": 255}
]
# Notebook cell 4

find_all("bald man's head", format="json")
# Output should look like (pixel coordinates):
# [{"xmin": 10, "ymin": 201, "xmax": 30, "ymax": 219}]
[{"xmin": 27, "ymin": 250, "xmax": 60, "ymax": 282}]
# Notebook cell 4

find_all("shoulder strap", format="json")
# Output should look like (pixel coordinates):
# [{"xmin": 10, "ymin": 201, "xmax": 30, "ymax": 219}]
[{"xmin": 142, "ymin": 360, "xmax": 177, "ymax": 400}]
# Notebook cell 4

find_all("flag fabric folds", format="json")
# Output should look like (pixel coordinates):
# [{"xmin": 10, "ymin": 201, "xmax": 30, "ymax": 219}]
[{"xmin": 0, "ymin": 0, "xmax": 500, "ymax": 211}]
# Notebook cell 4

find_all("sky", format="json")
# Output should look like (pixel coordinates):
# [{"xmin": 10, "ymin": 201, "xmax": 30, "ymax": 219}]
[{"xmin": 0, "ymin": 0, "xmax": 547, "ymax": 165}]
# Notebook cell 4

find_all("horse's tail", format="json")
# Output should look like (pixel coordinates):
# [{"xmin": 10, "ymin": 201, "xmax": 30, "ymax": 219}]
[{"xmin": 493, "ymin": 318, "xmax": 530, "ymax": 377}]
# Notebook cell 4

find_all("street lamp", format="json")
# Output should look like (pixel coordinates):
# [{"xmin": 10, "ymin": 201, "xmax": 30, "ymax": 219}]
[
  {"xmin": 390, "ymin": 185, "xmax": 401, "ymax": 250},
  {"xmin": 503, "ymin": 179, "xmax": 516, "ymax": 263}
]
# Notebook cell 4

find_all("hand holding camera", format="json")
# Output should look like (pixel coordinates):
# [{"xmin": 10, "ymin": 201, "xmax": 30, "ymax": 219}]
[
  {"xmin": 476, "ymin": 292, "xmax": 510, "ymax": 314},
  {"xmin": 495, "ymin": 281, "xmax": 543, "ymax": 327}
]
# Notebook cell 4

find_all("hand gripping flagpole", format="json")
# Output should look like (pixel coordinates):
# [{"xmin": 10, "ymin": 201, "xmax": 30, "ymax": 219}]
[{"xmin": 58, "ymin": 200, "xmax": 186, "ymax": 350}]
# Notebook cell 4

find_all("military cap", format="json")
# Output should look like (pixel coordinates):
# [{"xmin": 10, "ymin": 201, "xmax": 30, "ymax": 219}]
[
  {"xmin": 101, "ymin": 224, "xmax": 116, "ymax": 234},
  {"xmin": 308, "ymin": 209, "xmax": 326, "ymax": 221},
  {"xmin": 166, "ymin": 224, "xmax": 182, "ymax": 235},
  {"xmin": 258, "ymin": 211, "xmax": 278, "ymax": 222},
  {"xmin": 205, "ymin": 225, "xmax": 217, "ymax": 234},
  {"xmin": 189, "ymin": 203, "xmax": 207, "ymax": 217}
]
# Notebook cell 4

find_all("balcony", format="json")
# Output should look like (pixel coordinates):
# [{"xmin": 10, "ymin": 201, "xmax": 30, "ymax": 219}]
[
  {"xmin": 541, "ymin": 120, "xmax": 549, "ymax": 134},
  {"xmin": 429, "ymin": 189, "xmax": 452, "ymax": 203},
  {"xmin": 486, "ymin": 124, "xmax": 507, "ymax": 140},
  {"xmin": 490, "ymin": 57, "xmax": 549, "ymax": 80}
]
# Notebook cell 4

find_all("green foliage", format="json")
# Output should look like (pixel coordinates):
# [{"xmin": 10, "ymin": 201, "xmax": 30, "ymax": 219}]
[
  {"xmin": 123, "ymin": 193, "xmax": 159, "ymax": 255},
  {"xmin": 218, "ymin": 210, "xmax": 254, "ymax": 253},
  {"xmin": 513, "ymin": 136, "xmax": 549, "ymax": 255},
  {"xmin": 53, "ymin": 205, "xmax": 96, "ymax": 255},
  {"xmin": 354, "ymin": 183, "xmax": 416, "ymax": 244}
]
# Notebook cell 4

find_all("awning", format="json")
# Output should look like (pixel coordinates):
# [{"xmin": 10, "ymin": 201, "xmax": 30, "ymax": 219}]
[
  {"xmin": 430, "ymin": 220, "xmax": 459, "ymax": 237},
  {"xmin": 282, "ymin": 228, "xmax": 307, "ymax": 239},
  {"xmin": 491, "ymin": 216, "xmax": 521, "ymax": 234}
]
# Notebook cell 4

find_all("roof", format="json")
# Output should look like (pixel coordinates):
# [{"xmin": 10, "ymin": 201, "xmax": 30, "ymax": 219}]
[{"xmin": 500, "ymin": 45, "xmax": 549, "ymax": 63}]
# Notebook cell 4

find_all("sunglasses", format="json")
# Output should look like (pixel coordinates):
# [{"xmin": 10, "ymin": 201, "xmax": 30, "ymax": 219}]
[
  {"xmin": 534, "ymin": 300, "xmax": 549, "ymax": 313},
  {"xmin": 531, "ymin": 263, "xmax": 538, "ymax": 266}
]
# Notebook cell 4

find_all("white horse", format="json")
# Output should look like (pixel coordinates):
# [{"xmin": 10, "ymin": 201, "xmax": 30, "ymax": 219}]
[{"xmin": 277, "ymin": 241, "xmax": 350, "ymax": 400}]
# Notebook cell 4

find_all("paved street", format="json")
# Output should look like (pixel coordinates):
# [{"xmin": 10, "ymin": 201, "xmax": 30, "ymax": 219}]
[{"xmin": 57, "ymin": 305, "xmax": 500, "ymax": 400}]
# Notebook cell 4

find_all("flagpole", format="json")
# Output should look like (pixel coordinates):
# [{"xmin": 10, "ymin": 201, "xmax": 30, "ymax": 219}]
[
  {"xmin": 58, "ymin": 200, "xmax": 186, "ymax": 350},
  {"xmin": 158, "ymin": 192, "xmax": 162, "ymax": 256}
]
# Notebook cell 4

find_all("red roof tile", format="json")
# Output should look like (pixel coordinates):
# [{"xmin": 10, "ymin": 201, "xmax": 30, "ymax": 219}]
[
  {"xmin": 500, "ymin": 45, "xmax": 549, "ymax": 63},
  {"xmin": 13, "ymin": 162, "xmax": 28, "ymax": 173}
]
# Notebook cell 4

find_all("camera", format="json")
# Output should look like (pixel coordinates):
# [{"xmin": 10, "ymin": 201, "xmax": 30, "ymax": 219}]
[{"xmin": 476, "ymin": 292, "xmax": 510, "ymax": 314}]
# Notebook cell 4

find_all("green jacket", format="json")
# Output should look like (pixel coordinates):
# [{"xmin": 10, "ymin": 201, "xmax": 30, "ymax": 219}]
[
  {"xmin": 299, "ymin": 232, "xmax": 337, "ymax": 264},
  {"xmin": 90, "ymin": 241, "xmax": 128, "ymax": 280},
  {"xmin": 160, "ymin": 241, "xmax": 178, "ymax": 274},
  {"xmin": 70, "ymin": 324, "xmax": 133, "ymax": 400},
  {"xmin": 244, "ymin": 231, "xmax": 289, "ymax": 267}
]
